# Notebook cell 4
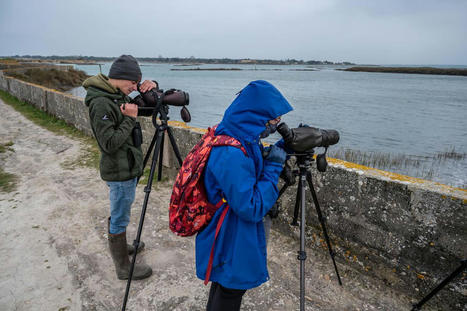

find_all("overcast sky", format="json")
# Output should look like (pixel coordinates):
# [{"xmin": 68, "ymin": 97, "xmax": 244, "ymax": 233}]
[{"xmin": 1, "ymin": 0, "xmax": 466, "ymax": 65}]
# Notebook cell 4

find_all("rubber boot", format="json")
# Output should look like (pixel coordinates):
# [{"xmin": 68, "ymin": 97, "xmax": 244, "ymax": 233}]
[
  {"xmin": 108, "ymin": 231, "xmax": 152, "ymax": 280},
  {"xmin": 127, "ymin": 241, "xmax": 145, "ymax": 255},
  {"xmin": 107, "ymin": 217, "xmax": 145, "ymax": 254}
]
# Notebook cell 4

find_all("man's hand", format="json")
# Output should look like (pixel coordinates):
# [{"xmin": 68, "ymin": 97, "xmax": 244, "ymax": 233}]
[
  {"xmin": 139, "ymin": 80, "xmax": 158, "ymax": 93},
  {"xmin": 120, "ymin": 103, "xmax": 138, "ymax": 118}
]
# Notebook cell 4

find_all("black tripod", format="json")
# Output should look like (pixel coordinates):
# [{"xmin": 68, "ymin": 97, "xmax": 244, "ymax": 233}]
[
  {"xmin": 411, "ymin": 259, "xmax": 466, "ymax": 311},
  {"xmin": 276, "ymin": 152, "xmax": 342, "ymax": 311},
  {"xmin": 121, "ymin": 104, "xmax": 184, "ymax": 311}
]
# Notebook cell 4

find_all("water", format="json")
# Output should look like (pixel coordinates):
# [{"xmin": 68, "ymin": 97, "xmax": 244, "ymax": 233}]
[{"xmin": 70, "ymin": 63, "xmax": 467, "ymax": 188}]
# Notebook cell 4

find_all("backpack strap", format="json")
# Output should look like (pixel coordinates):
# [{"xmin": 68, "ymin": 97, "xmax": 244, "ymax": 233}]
[
  {"xmin": 212, "ymin": 135, "xmax": 248, "ymax": 156},
  {"xmin": 204, "ymin": 198, "xmax": 228, "ymax": 285}
]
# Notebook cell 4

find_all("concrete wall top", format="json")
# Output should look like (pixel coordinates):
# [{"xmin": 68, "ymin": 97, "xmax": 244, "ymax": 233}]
[{"xmin": 167, "ymin": 120, "xmax": 467, "ymax": 200}]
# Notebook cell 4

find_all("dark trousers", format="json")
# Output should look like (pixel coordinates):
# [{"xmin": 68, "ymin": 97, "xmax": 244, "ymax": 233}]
[{"xmin": 206, "ymin": 282, "xmax": 247, "ymax": 311}]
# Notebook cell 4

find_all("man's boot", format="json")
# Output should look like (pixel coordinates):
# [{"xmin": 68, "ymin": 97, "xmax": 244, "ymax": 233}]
[
  {"xmin": 108, "ymin": 231, "xmax": 152, "ymax": 280},
  {"xmin": 107, "ymin": 217, "xmax": 145, "ymax": 255}
]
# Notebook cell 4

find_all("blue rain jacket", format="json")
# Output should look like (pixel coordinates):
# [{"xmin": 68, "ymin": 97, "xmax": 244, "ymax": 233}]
[{"xmin": 195, "ymin": 80, "xmax": 293, "ymax": 289}]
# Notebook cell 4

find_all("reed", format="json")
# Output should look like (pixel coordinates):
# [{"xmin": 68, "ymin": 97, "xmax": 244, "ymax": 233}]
[
  {"xmin": 328, "ymin": 146, "xmax": 465, "ymax": 187},
  {"xmin": 435, "ymin": 146, "xmax": 466, "ymax": 160}
]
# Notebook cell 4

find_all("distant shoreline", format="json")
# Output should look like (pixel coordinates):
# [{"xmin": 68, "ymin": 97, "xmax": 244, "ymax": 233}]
[
  {"xmin": 340, "ymin": 66, "xmax": 467, "ymax": 76},
  {"xmin": 1, "ymin": 56, "xmax": 354, "ymax": 66},
  {"xmin": 170, "ymin": 67, "xmax": 317, "ymax": 71}
]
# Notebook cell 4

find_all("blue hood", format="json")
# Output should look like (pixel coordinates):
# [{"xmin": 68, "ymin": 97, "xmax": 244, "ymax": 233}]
[{"xmin": 215, "ymin": 80, "xmax": 293, "ymax": 142}]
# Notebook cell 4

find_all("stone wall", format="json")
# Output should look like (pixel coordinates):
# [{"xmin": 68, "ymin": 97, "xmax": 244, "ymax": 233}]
[{"xmin": 0, "ymin": 71, "xmax": 465, "ymax": 309}]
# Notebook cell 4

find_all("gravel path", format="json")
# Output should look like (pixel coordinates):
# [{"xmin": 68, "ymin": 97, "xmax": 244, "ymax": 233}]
[{"xmin": 0, "ymin": 99, "xmax": 417, "ymax": 310}]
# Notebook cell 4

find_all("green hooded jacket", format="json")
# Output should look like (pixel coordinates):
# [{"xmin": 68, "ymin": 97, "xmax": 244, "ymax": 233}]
[{"xmin": 83, "ymin": 73, "xmax": 143, "ymax": 181}]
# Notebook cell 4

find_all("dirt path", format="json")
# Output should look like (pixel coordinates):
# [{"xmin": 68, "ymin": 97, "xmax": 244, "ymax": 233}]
[{"xmin": 0, "ymin": 99, "xmax": 418, "ymax": 310}]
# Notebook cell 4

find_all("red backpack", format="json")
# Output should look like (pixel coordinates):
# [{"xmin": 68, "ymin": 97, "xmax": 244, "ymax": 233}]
[{"xmin": 169, "ymin": 125, "xmax": 247, "ymax": 237}]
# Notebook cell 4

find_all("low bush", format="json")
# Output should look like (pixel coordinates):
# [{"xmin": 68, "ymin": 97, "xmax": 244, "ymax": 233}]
[{"xmin": 7, "ymin": 68, "xmax": 89, "ymax": 91}]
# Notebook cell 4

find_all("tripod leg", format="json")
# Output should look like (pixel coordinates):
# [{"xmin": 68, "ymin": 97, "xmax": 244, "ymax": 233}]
[
  {"xmin": 298, "ymin": 174, "xmax": 307, "ymax": 311},
  {"xmin": 122, "ymin": 128, "xmax": 164, "ymax": 311},
  {"xmin": 142, "ymin": 127, "xmax": 159, "ymax": 171},
  {"xmin": 278, "ymin": 183, "xmax": 289, "ymax": 200},
  {"xmin": 411, "ymin": 259, "xmax": 466, "ymax": 311},
  {"xmin": 157, "ymin": 132, "xmax": 165, "ymax": 181},
  {"xmin": 292, "ymin": 177, "xmax": 302, "ymax": 226},
  {"xmin": 306, "ymin": 171, "xmax": 342, "ymax": 286},
  {"xmin": 166, "ymin": 126, "xmax": 184, "ymax": 166}
]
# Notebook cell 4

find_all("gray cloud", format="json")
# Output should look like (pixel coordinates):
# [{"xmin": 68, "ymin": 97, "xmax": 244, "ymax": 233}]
[{"xmin": 1, "ymin": 0, "xmax": 466, "ymax": 64}]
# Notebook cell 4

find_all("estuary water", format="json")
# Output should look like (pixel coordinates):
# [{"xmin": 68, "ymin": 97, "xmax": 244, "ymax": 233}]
[{"xmin": 70, "ymin": 63, "xmax": 467, "ymax": 188}]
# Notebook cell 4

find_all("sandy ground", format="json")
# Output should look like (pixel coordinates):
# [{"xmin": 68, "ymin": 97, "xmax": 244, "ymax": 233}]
[{"xmin": 0, "ymin": 99, "xmax": 420, "ymax": 310}]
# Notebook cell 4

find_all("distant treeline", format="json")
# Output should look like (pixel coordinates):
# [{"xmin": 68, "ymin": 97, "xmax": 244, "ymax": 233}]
[
  {"xmin": 341, "ymin": 66, "xmax": 467, "ymax": 76},
  {"xmin": 3, "ymin": 55, "xmax": 355, "ymax": 66}
]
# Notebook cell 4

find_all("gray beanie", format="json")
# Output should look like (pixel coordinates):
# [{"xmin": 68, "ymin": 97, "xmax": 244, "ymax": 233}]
[{"xmin": 108, "ymin": 55, "xmax": 142, "ymax": 82}]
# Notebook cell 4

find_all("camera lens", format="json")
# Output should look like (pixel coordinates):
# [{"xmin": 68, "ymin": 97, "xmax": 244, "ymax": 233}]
[{"xmin": 320, "ymin": 129, "xmax": 339, "ymax": 147}]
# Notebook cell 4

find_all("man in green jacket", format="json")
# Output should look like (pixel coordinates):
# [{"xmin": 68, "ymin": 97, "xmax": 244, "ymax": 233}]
[{"xmin": 83, "ymin": 55, "xmax": 156, "ymax": 280}]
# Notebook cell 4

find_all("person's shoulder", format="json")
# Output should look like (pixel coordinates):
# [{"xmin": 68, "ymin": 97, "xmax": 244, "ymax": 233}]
[
  {"xmin": 209, "ymin": 145, "xmax": 249, "ymax": 166},
  {"xmin": 212, "ymin": 145, "xmax": 247, "ymax": 156},
  {"xmin": 89, "ymin": 96, "xmax": 117, "ymax": 112}
]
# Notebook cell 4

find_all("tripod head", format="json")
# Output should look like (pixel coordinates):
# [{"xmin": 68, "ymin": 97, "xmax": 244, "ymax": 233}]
[
  {"xmin": 280, "ymin": 150, "xmax": 329, "ymax": 190},
  {"xmin": 292, "ymin": 150, "xmax": 329, "ymax": 172}
]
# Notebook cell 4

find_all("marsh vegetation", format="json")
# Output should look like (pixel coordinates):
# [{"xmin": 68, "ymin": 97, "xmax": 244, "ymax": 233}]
[{"xmin": 6, "ymin": 68, "xmax": 89, "ymax": 91}]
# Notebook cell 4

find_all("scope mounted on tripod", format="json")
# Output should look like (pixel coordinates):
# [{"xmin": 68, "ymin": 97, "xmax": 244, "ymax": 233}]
[
  {"xmin": 277, "ymin": 122, "xmax": 340, "ymax": 172},
  {"xmin": 131, "ymin": 83, "xmax": 191, "ymax": 122}
]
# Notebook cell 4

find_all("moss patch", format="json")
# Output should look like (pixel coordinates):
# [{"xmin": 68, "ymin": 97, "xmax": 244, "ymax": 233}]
[
  {"xmin": 0, "ymin": 168, "xmax": 18, "ymax": 193},
  {"xmin": 0, "ymin": 141, "xmax": 14, "ymax": 153},
  {"xmin": 0, "ymin": 140, "xmax": 18, "ymax": 192}
]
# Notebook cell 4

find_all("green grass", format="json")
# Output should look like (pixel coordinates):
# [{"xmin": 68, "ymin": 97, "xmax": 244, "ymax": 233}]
[
  {"xmin": 0, "ymin": 141, "xmax": 18, "ymax": 192},
  {"xmin": 0, "ymin": 168, "xmax": 18, "ymax": 192},
  {"xmin": 0, "ymin": 90, "xmax": 100, "ymax": 170},
  {"xmin": 0, "ymin": 141, "xmax": 14, "ymax": 153},
  {"xmin": 138, "ymin": 167, "xmax": 169, "ymax": 185}
]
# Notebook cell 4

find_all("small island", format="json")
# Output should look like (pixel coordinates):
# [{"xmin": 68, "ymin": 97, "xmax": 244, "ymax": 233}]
[
  {"xmin": 339, "ymin": 66, "xmax": 467, "ymax": 76},
  {"xmin": 171, "ymin": 67, "xmax": 243, "ymax": 71}
]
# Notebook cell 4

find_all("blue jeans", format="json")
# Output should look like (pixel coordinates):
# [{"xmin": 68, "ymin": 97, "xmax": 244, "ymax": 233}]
[{"xmin": 106, "ymin": 178, "xmax": 137, "ymax": 234}]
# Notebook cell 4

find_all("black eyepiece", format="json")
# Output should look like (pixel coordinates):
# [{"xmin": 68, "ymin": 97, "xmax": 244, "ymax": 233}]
[{"xmin": 277, "ymin": 122, "xmax": 293, "ymax": 145}]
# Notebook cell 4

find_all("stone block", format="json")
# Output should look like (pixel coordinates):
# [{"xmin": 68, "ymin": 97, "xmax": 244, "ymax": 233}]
[
  {"xmin": 70, "ymin": 96, "xmax": 92, "ymax": 135},
  {"xmin": 8, "ymin": 78, "xmax": 32, "ymax": 103},
  {"xmin": 0, "ymin": 72, "xmax": 8, "ymax": 91},
  {"xmin": 30, "ymin": 84, "xmax": 48, "ymax": 110}
]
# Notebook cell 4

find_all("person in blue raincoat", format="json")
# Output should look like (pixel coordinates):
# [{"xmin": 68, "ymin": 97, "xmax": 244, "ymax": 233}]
[{"xmin": 196, "ymin": 80, "xmax": 293, "ymax": 311}]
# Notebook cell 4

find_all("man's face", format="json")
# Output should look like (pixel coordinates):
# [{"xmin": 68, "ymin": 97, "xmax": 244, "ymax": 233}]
[{"xmin": 118, "ymin": 80, "xmax": 138, "ymax": 95}]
